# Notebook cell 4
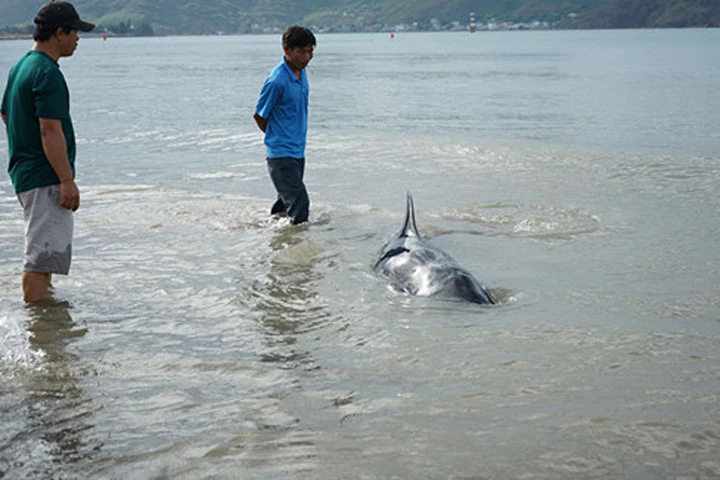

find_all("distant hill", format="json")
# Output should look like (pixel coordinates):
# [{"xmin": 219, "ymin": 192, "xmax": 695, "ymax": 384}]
[
  {"xmin": 1, "ymin": 0, "xmax": 718, "ymax": 35},
  {"xmin": 558, "ymin": 0, "xmax": 720, "ymax": 28}
]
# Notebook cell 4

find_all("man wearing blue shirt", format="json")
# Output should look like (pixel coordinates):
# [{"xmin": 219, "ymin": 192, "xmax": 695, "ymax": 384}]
[{"xmin": 254, "ymin": 26, "xmax": 316, "ymax": 225}]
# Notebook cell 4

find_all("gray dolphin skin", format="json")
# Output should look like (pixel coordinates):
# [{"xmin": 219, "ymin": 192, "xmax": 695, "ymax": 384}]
[{"xmin": 374, "ymin": 192, "xmax": 497, "ymax": 305}]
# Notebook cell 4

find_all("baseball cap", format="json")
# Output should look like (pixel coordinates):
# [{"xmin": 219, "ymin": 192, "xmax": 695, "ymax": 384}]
[{"xmin": 34, "ymin": 1, "xmax": 95, "ymax": 32}]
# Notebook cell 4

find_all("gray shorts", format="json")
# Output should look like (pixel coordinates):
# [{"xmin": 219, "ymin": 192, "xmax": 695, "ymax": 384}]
[{"xmin": 17, "ymin": 184, "xmax": 74, "ymax": 275}]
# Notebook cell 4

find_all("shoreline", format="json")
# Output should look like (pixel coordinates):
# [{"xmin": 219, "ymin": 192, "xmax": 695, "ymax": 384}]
[
  {"xmin": 1, "ymin": 25, "xmax": 717, "ymax": 41},
  {"xmin": 0, "ymin": 34, "xmax": 31, "ymax": 40}
]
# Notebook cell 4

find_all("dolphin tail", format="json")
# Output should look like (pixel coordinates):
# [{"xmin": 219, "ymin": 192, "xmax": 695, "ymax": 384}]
[{"xmin": 400, "ymin": 191, "xmax": 422, "ymax": 238}]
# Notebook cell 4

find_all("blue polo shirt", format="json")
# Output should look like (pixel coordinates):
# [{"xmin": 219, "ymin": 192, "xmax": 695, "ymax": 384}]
[{"xmin": 255, "ymin": 58, "xmax": 309, "ymax": 159}]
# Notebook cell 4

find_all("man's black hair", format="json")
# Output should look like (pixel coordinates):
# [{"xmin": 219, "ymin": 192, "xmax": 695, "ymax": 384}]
[
  {"xmin": 282, "ymin": 26, "xmax": 316, "ymax": 49},
  {"xmin": 33, "ymin": 24, "xmax": 73, "ymax": 42}
]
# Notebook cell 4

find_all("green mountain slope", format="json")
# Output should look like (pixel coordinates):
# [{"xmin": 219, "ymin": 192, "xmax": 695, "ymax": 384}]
[
  {"xmin": 560, "ymin": 0, "xmax": 720, "ymax": 28},
  {"xmin": 0, "ymin": 0, "xmax": 45, "ymax": 27},
  {"xmin": 1, "ymin": 0, "xmax": 718, "ymax": 34}
]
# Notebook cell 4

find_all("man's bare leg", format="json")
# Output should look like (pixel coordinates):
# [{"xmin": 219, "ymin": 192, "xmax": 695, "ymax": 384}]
[{"xmin": 23, "ymin": 272, "xmax": 51, "ymax": 303}]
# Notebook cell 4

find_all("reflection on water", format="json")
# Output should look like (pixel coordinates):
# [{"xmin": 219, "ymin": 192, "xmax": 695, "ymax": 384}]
[
  {"xmin": 249, "ymin": 226, "xmax": 335, "ymax": 371},
  {"xmin": 27, "ymin": 300, "xmax": 86, "ymax": 361},
  {"xmin": 180, "ymin": 225, "xmax": 331, "ymax": 477},
  {"xmin": 0, "ymin": 300, "xmax": 99, "ymax": 479}
]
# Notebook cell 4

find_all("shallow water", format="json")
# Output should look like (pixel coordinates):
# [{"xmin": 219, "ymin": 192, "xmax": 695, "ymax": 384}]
[{"xmin": 1, "ymin": 29, "xmax": 719, "ymax": 479}]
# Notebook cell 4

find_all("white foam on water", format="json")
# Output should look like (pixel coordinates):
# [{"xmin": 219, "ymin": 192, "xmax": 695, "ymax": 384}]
[{"xmin": 0, "ymin": 314, "xmax": 45, "ymax": 375}]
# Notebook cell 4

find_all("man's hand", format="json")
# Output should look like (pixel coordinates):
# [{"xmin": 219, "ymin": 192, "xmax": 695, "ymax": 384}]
[{"xmin": 59, "ymin": 179, "xmax": 80, "ymax": 211}]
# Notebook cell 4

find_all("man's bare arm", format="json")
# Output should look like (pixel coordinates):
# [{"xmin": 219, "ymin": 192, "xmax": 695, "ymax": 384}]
[
  {"xmin": 39, "ymin": 117, "xmax": 79, "ymax": 211},
  {"xmin": 253, "ymin": 112, "xmax": 267, "ymax": 133}
]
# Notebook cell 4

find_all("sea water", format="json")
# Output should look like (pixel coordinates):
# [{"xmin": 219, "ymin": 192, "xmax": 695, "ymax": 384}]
[{"xmin": 1, "ymin": 29, "xmax": 719, "ymax": 479}]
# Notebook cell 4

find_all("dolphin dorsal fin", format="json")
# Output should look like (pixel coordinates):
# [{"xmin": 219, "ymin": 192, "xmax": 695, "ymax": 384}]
[{"xmin": 400, "ymin": 191, "xmax": 422, "ymax": 238}]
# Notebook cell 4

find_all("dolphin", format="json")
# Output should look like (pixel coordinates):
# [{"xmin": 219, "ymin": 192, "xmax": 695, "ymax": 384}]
[{"xmin": 374, "ymin": 192, "xmax": 496, "ymax": 305}]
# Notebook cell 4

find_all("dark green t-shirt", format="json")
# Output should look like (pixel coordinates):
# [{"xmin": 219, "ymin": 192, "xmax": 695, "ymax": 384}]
[{"xmin": 1, "ymin": 50, "xmax": 76, "ymax": 194}]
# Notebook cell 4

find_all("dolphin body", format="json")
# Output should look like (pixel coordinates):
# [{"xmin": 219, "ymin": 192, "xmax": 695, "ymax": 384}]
[{"xmin": 374, "ymin": 192, "xmax": 496, "ymax": 305}]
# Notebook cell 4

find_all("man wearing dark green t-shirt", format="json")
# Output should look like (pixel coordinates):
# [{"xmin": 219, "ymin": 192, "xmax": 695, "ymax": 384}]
[{"xmin": 1, "ymin": 1, "xmax": 94, "ymax": 303}]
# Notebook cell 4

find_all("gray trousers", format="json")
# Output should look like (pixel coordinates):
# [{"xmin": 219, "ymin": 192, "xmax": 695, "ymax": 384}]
[{"xmin": 266, "ymin": 157, "xmax": 309, "ymax": 225}]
